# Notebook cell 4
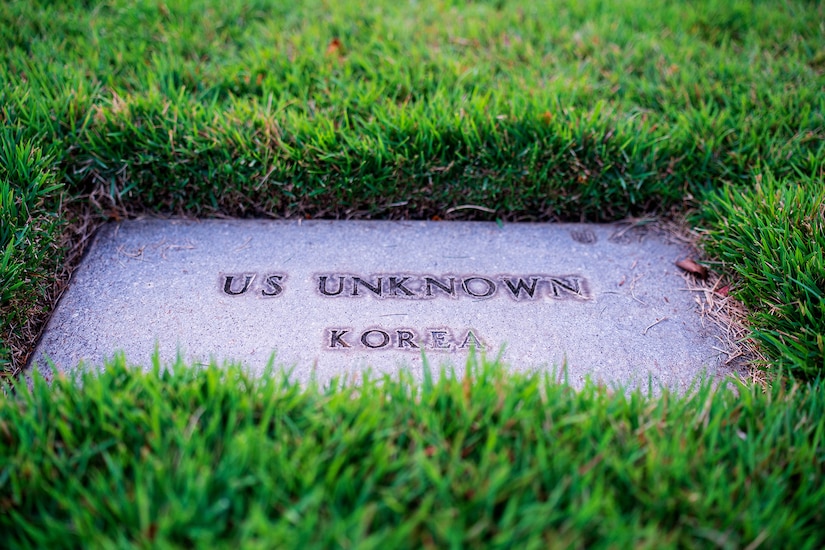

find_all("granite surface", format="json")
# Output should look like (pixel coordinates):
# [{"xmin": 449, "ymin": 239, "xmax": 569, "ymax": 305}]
[{"xmin": 29, "ymin": 219, "xmax": 730, "ymax": 390}]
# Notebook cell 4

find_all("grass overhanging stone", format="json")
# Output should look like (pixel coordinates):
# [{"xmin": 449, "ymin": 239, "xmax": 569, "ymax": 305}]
[{"xmin": 3, "ymin": 359, "xmax": 825, "ymax": 547}]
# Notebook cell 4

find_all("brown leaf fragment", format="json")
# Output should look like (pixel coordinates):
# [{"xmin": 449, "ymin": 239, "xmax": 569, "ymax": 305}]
[
  {"xmin": 326, "ymin": 37, "xmax": 343, "ymax": 56},
  {"xmin": 675, "ymin": 258, "xmax": 708, "ymax": 279}
]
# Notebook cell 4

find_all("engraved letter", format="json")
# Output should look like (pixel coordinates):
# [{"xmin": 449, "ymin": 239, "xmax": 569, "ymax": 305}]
[
  {"xmin": 361, "ymin": 329, "xmax": 390, "ymax": 349},
  {"xmin": 396, "ymin": 330, "xmax": 419, "ymax": 349},
  {"xmin": 462, "ymin": 277, "xmax": 496, "ymax": 298},
  {"xmin": 352, "ymin": 277, "xmax": 383, "ymax": 297},
  {"xmin": 425, "ymin": 276, "xmax": 456, "ymax": 297},
  {"xmin": 502, "ymin": 277, "xmax": 539, "ymax": 299},
  {"xmin": 223, "ymin": 275, "xmax": 253, "ymax": 296},
  {"xmin": 459, "ymin": 330, "xmax": 485, "ymax": 350},
  {"xmin": 430, "ymin": 330, "xmax": 452, "ymax": 350},
  {"xmin": 262, "ymin": 274, "xmax": 284, "ymax": 297},
  {"xmin": 329, "ymin": 330, "xmax": 351, "ymax": 348},
  {"xmin": 389, "ymin": 276, "xmax": 414, "ymax": 296},
  {"xmin": 548, "ymin": 277, "xmax": 584, "ymax": 298},
  {"xmin": 318, "ymin": 276, "xmax": 345, "ymax": 296}
]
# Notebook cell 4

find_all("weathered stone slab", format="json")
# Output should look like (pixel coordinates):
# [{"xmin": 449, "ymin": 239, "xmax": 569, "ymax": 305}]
[{"xmin": 29, "ymin": 219, "xmax": 728, "ymax": 390}]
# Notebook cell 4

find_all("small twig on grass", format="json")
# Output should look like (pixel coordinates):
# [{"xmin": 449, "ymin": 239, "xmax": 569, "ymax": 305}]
[{"xmin": 445, "ymin": 204, "xmax": 496, "ymax": 214}]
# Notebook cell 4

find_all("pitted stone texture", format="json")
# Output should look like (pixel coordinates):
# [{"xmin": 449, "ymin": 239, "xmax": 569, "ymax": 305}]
[{"xmin": 30, "ymin": 219, "xmax": 728, "ymax": 390}]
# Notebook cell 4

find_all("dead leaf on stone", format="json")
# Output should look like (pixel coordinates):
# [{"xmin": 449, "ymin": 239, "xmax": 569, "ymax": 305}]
[{"xmin": 675, "ymin": 258, "xmax": 708, "ymax": 279}]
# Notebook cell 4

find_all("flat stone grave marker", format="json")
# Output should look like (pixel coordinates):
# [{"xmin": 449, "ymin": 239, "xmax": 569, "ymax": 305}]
[{"xmin": 29, "ymin": 219, "xmax": 730, "ymax": 390}]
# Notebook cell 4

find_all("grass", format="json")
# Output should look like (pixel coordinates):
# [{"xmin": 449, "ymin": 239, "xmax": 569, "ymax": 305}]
[
  {"xmin": 2, "ymin": 359, "xmax": 824, "ymax": 548},
  {"xmin": 701, "ymin": 173, "xmax": 825, "ymax": 378},
  {"xmin": 1, "ymin": 0, "xmax": 824, "ymax": 545},
  {"xmin": 1, "ymin": 0, "xmax": 822, "ymax": 220},
  {"xmin": 0, "ymin": 133, "xmax": 63, "ymax": 372}
]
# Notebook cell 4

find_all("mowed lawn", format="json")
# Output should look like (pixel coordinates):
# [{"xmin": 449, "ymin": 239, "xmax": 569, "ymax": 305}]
[{"xmin": 1, "ymin": 0, "xmax": 824, "ymax": 547}]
